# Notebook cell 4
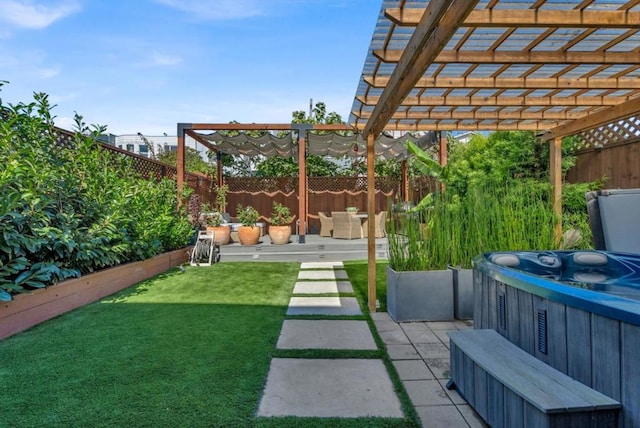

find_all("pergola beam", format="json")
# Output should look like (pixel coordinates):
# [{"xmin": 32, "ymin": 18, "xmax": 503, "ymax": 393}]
[
  {"xmin": 542, "ymin": 97, "xmax": 640, "ymax": 140},
  {"xmin": 357, "ymin": 94, "xmax": 630, "ymax": 107},
  {"xmin": 373, "ymin": 49, "xmax": 640, "ymax": 65},
  {"xmin": 364, "ymin": 76, "xmax": 640, "ymax": 90},
  {"xmin": 354, "ymin": 109, "xmax": 589, "ymax": 121},
  {"xmin": 386, "ymin": 8, "xmax": 640, "ymax": 28},
  {"xmin": 364, "ymin": 0, "xmax": 480, "ymax": 138},
  {"xmin": 357, "ymin": 122, "xmax": 560, "ymax": 132}
]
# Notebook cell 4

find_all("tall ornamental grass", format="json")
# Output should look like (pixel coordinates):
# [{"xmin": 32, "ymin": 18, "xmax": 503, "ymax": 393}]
[{"xmin": 387, "ymin": 179, "xmax": 557, "ymax": 271}]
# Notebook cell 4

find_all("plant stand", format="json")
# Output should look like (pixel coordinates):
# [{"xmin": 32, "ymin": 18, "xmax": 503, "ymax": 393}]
[{"xmin": 386, "ymin": 266, "xmax": 453, "ymax": 322}]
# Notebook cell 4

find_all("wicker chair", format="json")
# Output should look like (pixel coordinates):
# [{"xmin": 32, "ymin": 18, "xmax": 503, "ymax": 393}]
[
  {"xmin": 318, "ymin": 212, "xmax": 333, "ymax": 237},
  {"xmin": 363, "ymin": 211, "xmax": 387, "ymax": 238},
  {"xmin": 331, "ymin": 211, "xmax": 363, "ymax": 239}
]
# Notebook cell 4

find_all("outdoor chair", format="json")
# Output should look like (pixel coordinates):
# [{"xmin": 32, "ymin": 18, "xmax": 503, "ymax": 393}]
[
  {"xmin": 318, "ymin": 212, "xmax": 333, "ymax": 237},
  {"xmin": 363, "ymin": 211, "xmax": 387, "ymax": 238},
  {"xmin": 331, "ymin": 211, "xmax": 362, "ymax": 240}
]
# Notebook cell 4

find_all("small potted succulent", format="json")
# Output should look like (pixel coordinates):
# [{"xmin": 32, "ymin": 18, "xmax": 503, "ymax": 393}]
[
  {"xmin": 236, "ymin": 204, "xmax": 261, "ymax": 245},
  {"xmin": 268, "ymin": 202, "xmax": 293, "ymax": 245}
]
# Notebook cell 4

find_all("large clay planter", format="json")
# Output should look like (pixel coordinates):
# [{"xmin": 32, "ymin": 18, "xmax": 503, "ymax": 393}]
[
  {"xmin": 206, "ymin": 225, "xmax": 231, "ymax": 245},
  {"xmin": 238, "ymin": 225, "xmax": 261, "ymax": 245},
  {"xmin": 269, "ymin": 225, "xmax": 291, "ymax": 245}
]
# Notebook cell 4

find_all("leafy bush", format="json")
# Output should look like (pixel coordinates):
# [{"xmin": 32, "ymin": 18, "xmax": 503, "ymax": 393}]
[{"xmin": 0, "ymin": 87, "xmax": 193, "ymax": 299}]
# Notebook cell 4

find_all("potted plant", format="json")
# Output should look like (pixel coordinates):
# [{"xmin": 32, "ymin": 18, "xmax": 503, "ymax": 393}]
[
  {"xmin": 202, "ymin": 211, "xmax": 231, "ymax": 245},
  {"xmin": 268, "ymin": 202, "xmax": 293, "ymax": 245},
  {"xmin": 236, "ymin": 204, "xmax": 261, "ymax": 245},
  {"xmin": 346, "ymin": 206, "xmax": 358, "ymax": 214}
]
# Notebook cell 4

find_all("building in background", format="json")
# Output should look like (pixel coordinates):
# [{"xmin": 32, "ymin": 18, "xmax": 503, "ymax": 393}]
[{"xmin": 108, "ymin": 133, "xmax": 208, "ymax": 160}]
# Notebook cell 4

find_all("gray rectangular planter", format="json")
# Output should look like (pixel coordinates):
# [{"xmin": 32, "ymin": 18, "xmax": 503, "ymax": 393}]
[
  {"xmin": 386, "ymin": 266, "xmax": 453, "ymax": 322},
  {"xmin": 450, "ymin": 267, "xmax": 474, "ymax": 320}
]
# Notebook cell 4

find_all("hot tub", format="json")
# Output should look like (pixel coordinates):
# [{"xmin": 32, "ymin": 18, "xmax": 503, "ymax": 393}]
[{"xmin": 473, "ymin": 250, "xmax": 640, "ymax": 428}]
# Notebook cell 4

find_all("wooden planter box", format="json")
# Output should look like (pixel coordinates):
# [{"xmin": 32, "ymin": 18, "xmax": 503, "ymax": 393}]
[
  {"xmin": 0, "ymin": 248, "xmax": 190, "ymax": 341},
  {"xmin": 386, "ymin": 266, "xmax": 453, "ymax": 322}
]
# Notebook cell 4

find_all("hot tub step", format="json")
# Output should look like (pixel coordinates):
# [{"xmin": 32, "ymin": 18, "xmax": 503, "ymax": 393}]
[{"xmin": 448, "ymin": 329, "xmax": 620, "ymax": 428}]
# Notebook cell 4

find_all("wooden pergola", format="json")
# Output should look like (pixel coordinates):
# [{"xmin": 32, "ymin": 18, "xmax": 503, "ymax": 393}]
[
  {"xmin": 351, "ymin": 0, "xmax": 640, "ymax": 311},
  {"xmin": 176, "ymin": 1, "xmax": 640, "ymax": 313}
]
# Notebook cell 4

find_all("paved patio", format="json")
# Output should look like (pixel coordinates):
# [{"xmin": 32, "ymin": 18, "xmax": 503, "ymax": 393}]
[{"xmin": 258, "ymin": 261, "xmax": 487, "ymax": 427}]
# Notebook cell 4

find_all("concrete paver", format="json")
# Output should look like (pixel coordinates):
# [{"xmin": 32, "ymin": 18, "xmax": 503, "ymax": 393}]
[
  {"xmin": 257, "ymin": 358, "xmax": 404, "ymax": 418},
  {"xmin": 392, "ymin": 360, "xmax": 434, "ymax": 381},
  {"xmin": 300, "ymin": 262, "xmax": 344, "ymax": 269},
  {"xmin": 276, "ymin": 320, "xmax": 376, "ymax": 350},
  {"xmin": 378, "ymin": 328, "xmax": 412, "ymax": 345},
  {"xmin": 385, "ymin": 344, "xmax": 420, "ymax": 360},
  {"xmin": 297, "ymin": 270, "xmax": 348, "ymax": 280},
  {"xmin": 415, "ymin": 404, "xmax": 471, "ymax": 428},
  {"xmin": 403, "ymin": 379, "xmax": 453, "ymax": 406},
  {"xmin": 292, "ymin": 280, "xmax": 353, "ymax": 294},
  {"xmin": 286, "ymin": 296, "xmax": 362, "ymax": 316}
]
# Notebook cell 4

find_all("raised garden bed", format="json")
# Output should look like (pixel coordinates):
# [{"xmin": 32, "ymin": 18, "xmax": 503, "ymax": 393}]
[{"xmin": 0, "ymin": 248, "xmax": 190, "ymax": 340}]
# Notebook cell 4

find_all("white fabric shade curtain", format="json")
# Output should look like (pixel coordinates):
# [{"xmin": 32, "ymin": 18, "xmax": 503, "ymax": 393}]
[{"xmin": 200, "ymin": 131, "xmax": 437, "ymax": 160}]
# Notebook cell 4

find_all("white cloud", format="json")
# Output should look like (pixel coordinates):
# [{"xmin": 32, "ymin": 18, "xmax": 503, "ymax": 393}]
[
  {"xmin": 37, "ymin": 67, "xmax": 61, "ymax": 79},
  {"xmin": 0, "ymin": 0, "xmax": 81, "ymax": 30},
  {"xmin": 154, "ymin": 0, "xmax": 265, "ymax": 20},
  {"xmin": 149, "ymin": 52, "xmax": 182, "ymax": 67}
]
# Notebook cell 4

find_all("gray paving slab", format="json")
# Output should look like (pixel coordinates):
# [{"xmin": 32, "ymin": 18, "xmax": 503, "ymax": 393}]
[
  {"xmin": 286, "ymin": 296, "xmax": 362, "ymax": 316},
  {"xmin": 276, "ymin": 320, "xmax": 377, "ymax": 350},
  {"xmin": 457, "ymin": 404, "xmax": 488, "ymax": 428},
  {"xmin": 437, "ymin": 379, "xmax": 467, "ymax": 405},
  {"xmin": 392, "ymin": 360, "xmax": 434, "ymax": 381},
  {"xmin": 297, "ymin": 270, "xmax": 348, "ymax": 280},
  {"xmin": 378, "ymin": 328, "xmax": 411, "ymax": 345},
  {"xmin": 401, "ymin": 325, "xmax": 440, "ymax": 344},
  {"xmin": 403, "ymin": 379, "xmax": 453, "ymax": 407},
  {"xmin": 257, "ymin": 358, "xmax": 404, "ymax": 418},
  {"xmin": 425, "ymin": 358, "xmax": 451, "ymax": 380},
  {"xmin": 416, "ymin": 404, "xmax": 471, "ymax": 428},
  {"xmin": 292, "ymin": 280, "xmax": 353, "ymax": 294},
  {"xmin": 385, "ymin": 344, "xmax": 420, "ymax": 360},
  {"xmin": 374, "ymin": 320, "xmax": 405, "ymax": 334},
  {"xmin": 415, "ymin": 342, "xmax": 450, "ymax": 360},
  {"xmin": 300, "ymin": 262, "xmax": 344, "ymax": 269},
  {"xmin": 370, "ymin": 312, "xmax": 393, "ymax": 322}
]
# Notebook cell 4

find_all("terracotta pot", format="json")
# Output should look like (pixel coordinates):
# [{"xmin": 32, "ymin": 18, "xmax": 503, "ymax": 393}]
[
  {"xmin": 206, "ymin": 225, "xmax": 231, "ymax": 245},
  {"xmin": 238, "ymin": 225, "xmax": 261, "ymax": 245},
  {"xmin": 269, "ymin": 225, "xmax": 291, "ymax": 245}
]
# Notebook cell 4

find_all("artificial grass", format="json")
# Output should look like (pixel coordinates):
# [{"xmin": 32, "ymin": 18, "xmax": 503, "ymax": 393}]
[
  {"xmin": 0, "ymin": 260, "xmax": 419, "ymax": 428},
  {"xmin": 0, "ymin": 262, "xmax": 298, "ymax": 427},
  {"xmin": 343, "ymin": 260, "xmax": 389, "ymax": 312}
]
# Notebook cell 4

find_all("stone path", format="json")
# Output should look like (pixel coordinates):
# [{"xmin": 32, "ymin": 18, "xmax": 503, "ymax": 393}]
[
  {"xmin": 258, "ymin": 261, "xmax": 404, "ymax": 419},
  {"xmin": 257, "ymin": 261, "xmax": 487, "ymax": 426}
]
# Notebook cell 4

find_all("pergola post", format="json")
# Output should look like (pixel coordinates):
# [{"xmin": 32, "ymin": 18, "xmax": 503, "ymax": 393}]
[
  {"xmin": 401, "ymin": 160, "xmax": 409, "ymax": 202},
  {"xmin": 367, "ymin": 133, "xmax": 377, "ymax": 312},
  {"xmin": 439, "ymin": 132, "xmax": 448, "ymax": 193},
  {"xmin": 295, "ymin": 124, "xmax": 311, "ymax": 244},
  {"xmin": 216, "ymin": 151, "xmax": 223, "ymax": 188},
  {"xmin": 550, "ymin": 136, "xmax": 563, "ymax": 244},
  {"xmin": 176, "ymin": 124, "xmax": 186, "ymax": 206}
]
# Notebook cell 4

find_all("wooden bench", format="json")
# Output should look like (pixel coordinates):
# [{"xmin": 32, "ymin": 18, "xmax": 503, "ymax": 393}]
[{"xmin": 448, "ymin": 329, "xmax": 620, "ymax": 428}]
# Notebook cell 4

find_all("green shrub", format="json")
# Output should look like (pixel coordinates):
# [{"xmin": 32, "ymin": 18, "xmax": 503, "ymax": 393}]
[{"xmin": 0, "ymin": 86, "xmax": 193, "ymax": 299}]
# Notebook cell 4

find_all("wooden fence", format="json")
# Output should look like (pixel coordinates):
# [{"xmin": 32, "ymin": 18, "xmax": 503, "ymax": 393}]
[
  {"xmin": 53, "ymin": 127, "xmax": 438, "ymax": 233},
  {"xmin": 565, "ymin": 137, "xmax": 640, "ymax": 189}
]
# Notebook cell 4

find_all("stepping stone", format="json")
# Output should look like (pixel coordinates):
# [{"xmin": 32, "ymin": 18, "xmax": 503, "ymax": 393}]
[
  {"xmin": 300, "ymin": 262, "xmax": 344, "ymax": 269},
  {"xmin": 293, "ymin": 281, "xmax": 353, "ymax": 294},
  {"xmin": 257, "ymin": 358, "xmax": 403, "ymax": 417},
  {"xmin": 277, "ymin": 320, "xmax": 377, "ymax": 350},
  {"xmin": 297, "ymin": 270, "xmax": 348, "ymax": 280},
  {"xmin": 286, "ymin": 297, "xmax": 362, "ymax": 316}
]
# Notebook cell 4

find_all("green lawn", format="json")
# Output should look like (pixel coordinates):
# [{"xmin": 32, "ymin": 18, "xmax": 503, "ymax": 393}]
[{"xmin": 0, "ymin": 260, "xmax": 417, "ymax": 427}]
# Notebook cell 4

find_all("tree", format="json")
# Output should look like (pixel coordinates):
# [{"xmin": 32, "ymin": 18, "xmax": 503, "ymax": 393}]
[{"xmin": 157, "ymin": 147, "xmax": 213, "ymax": 176}]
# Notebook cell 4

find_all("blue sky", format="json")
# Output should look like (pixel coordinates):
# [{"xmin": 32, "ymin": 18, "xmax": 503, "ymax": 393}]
[{"xmin": 0, "ymin": 0, "xmax": 379, "ymax": 135}]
